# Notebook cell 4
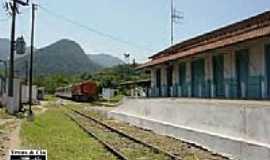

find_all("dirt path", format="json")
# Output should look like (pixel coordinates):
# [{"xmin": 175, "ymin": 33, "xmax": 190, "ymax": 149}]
[
  {"xmin": 0, "ymin": 101, "xmax": 49, "ymax": 160},
  {"xmin": 0, "ymin": 119, "xmax": 21, "ymax": 160}
]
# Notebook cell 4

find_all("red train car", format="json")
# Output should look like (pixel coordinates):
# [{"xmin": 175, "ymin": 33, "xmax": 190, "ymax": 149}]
[
  {"xmin": 55, "ymin": 81, "xmax": 98, "ymax": 102},
  {"xmin": 72, "ymin": 81, "xmax": 98, "ymax": 101}
]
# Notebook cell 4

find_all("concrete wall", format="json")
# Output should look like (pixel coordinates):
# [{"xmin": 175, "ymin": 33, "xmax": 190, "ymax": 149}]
[
  {"xmin": 21, "ymin": 85, "xmax": 38, "ymax": 104},
  {"xmin": 109, "ymin": 98, "xmax": 270, "ymax": 160},
  {"xmin": 6, "ymin": 79, "xmax": 22, "ymax": 114}
]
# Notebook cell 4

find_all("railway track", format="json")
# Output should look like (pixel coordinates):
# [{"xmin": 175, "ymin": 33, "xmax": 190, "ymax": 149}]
[{"xmin": 67, "ymin": 109, "xmax": 182, "ymax": 160}]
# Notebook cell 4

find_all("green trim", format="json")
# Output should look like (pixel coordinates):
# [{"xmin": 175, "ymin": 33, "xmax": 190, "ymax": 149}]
[
  {"xmin": 247, "ymin": 75, "xmax": 263, "ymax": 99},
  {"xmin": 150, "ymin": 75, "xmax": 266, "ymax": 99},
  {"xmin": 224, "ymin": 79, "xmax": 238, "ymax": 98}
]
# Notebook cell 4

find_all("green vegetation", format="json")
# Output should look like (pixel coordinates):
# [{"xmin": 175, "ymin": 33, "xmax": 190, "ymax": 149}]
[
  {"xmin": 20, "ymin": 101, "xmax": 216, "ymax": 160},
  {"xmin": 33, "ymin": 74, "xmax": 81, "ymax": 94},
  {"xmin": 107, "ymin": 94, "xmax": 124, "ymax": 103},
  {"xmin": 20, "ymin": 105, "xmax": 117, "ymax": 160},
  {"xmin": 33, "ymin": 64, "xmax": 149, "ymax": 95},
  {"xmin": 75, "ymin": 115, "xmax": 170, "ymax": 160},
  {"xmin": 99, "ymin": 94, "xmax": 124, "ymax": 103},
  {"xmin": 44, "ymin": 95, "xmax": 57, "ymax": 101},
  {"xmin": 92, "ymin": 94, "xmax": 124, "ymax": 107},
  {"xmin": 92, "ymin": 64, "xmax": 148, "ymax": 89},
  {"xmin": 0, "ymin": 108, "xmax": 11, "ymax": 119},
  {"xmin": 84, "ymin": 110, "xmax": 224, "ymax": 160}
]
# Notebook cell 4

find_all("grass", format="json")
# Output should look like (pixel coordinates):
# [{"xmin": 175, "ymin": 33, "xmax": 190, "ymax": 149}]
[
  {"xmin": 0, "ymin": 108, "xmax": 12, "ymax": 119},
  {"xmin": 20, "ymin": 105, "xmax": 117, "ymax": 160},
  {"xmin": 75, "ymin": 114, "xmax": 170, "ymax": 160},
  {"xmin": 0, "ymin": 124, "xmax": 4, "ymax": 130},
  {"xmin": 84, "ymin": 110, "xmax": 227, "ymax": 160},
  {"xmin": 108, "ymin": 94, "xmax": 124, "ymax": 103},
  {"xmin": 44, "ymin": 95, "xmax": 57, "ymax": 101},
  {"xmin": 0, "ymin": 108, "xmax": 6, "ymax": 118},
  {"xmin": 0, "ymin": 108, "xmax": 5, "ymax": 118},
  {"xmin": 92, "ymin": 95, "xmax": 124, "ymax": 107}
]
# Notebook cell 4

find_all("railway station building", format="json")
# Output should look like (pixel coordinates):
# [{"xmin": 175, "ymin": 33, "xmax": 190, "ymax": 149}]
[{"xmin": 139, "ymin": 11, "xmax": 270, "ymax": 100}]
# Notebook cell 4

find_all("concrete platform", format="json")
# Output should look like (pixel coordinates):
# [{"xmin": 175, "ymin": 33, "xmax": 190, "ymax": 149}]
[{"xmin": 108, "ymin": 97, "xmax": 270, "ymax": 160}]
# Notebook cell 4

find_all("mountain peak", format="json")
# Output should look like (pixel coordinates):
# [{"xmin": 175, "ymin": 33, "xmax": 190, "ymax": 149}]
[
  {"xmin": 49, "ymin": 39, "xmax": 80, "ymax": 48},
  {"xmin": 88, "ymin": 53, "xmax": 124, "ymax": 68},
  {"xmin": 55, "ymin": 39, "xmax": 77, "ymax": 45},
  {"xmin": 15, "ymin": 39, "xmax": 101, "ymax": 75}
]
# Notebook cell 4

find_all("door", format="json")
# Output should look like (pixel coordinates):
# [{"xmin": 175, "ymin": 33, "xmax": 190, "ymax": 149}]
[
  {"xmin": 236, "ymin": 49, "xmax": 249, "ymax": 98},
  {"xmin": 166, "ymin": 66, "xmax": 173, "ymax": 97},
  {"xmin": 213, "ymin": 55, "xmax": 225, "ymax": 97},
  {"xmin": 156, "ymin": 69, "xmax": 161, "ymax": 96},
  {"xmin": 266, "ymin": 45, "xmax": 270, "ymax": 97},
  {"xmin": 191, "ymin": 59, "xmax": 205, "ymax": 97},
  {"xmin": 179, "ymin": 63, "xmax": 187, "ymax": 96}
]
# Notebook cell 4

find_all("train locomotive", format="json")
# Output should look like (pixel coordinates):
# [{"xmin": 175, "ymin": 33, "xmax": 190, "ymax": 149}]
[{"xmin": 55, "ymin": 81, "xmax": 98, "ymax": 101}]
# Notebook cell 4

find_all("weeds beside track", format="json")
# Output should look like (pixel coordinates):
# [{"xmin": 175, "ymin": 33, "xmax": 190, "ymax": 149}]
[{"xmin": 67, "ymin": 109, "xmax": 181, "ymax": 160}]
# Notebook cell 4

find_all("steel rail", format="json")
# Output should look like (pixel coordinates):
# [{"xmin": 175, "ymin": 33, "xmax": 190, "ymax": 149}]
[
  {"xmin": 71, "ymin": 109, "xmax": 182, "ymax": 160},
  {"xmin": 66, "ymin": 113, "xmax": 129, "ymax": 160}
]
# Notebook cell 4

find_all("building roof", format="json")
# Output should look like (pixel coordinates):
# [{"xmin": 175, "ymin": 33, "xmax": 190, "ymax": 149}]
[
  {"xmin": 138, "ymin": 10, "xmax": 270, "ymax": 69},
  {"xmin": 120, "ymin": 79, "xmax": 151, "ymax": 86}
]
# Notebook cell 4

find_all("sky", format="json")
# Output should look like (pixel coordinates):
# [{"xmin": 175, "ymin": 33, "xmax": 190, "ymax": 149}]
[{"xmin": 0, "ymin": 0, "xmax": 270, "ymax": 62}]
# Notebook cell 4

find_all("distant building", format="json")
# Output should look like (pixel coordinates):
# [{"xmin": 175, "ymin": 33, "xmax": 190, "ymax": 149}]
[
  {"xmin": 120, "ymin": 79, "xmax": 151, "ymax": 97},
  {"xmin": 138, "ymin": 11, "xmax": 270, "ymax": 99},
  {"xmin": 102, "ymin": 88, "xmax": 117, "ymax": 99}
]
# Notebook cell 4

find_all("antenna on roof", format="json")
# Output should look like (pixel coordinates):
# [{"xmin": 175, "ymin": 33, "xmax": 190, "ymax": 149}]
[{"xmin": 170, "ymin": 0, "xmax": 183, "ymax": 45}]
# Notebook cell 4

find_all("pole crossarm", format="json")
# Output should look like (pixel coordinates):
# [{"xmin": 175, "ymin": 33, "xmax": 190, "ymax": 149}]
[
  {"xmin": 14, "ymin": 0, "xmax": 29, "ymax": 6},
  {"xmin": 170, "ymin": 0, "xmax": 184, "ymax": 45}
]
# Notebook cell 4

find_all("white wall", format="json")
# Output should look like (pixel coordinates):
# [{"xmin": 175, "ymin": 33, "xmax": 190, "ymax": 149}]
[
  {"xmin": 110, "ymin": 98, "xmax": 270, "ymax": 160},
  {"xmin": 6, "ymin": 79, "xmax": 22, "ymax": 114},
  {"xmin": 21, "ymin": 85, "xmax": 38, "ymax": 104}
]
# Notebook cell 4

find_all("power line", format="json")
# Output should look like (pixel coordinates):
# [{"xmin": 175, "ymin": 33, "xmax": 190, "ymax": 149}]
[
  {"xmin": 0, "ymin": 18, "xmax": 8, "ymax": 21},
  {"xmin": 38, "ymin": 5, "xmax": 153, "ymax": 52}
]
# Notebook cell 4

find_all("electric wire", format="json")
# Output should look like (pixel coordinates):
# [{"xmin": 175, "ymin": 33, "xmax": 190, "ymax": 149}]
[
  {"xmin": 38, "ymin": 5, "xmax": 154, "ymax": 52},
  {"xmin": 0, "ymin": 18, "xmax": 8, "ymax": 21}
]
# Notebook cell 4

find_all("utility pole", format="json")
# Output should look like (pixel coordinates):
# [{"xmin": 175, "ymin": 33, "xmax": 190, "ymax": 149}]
[
  {"xmin": 8, "ymin": 0, "xmax": 17, "ymax": 98},
  {"xmin": 7, "ymin": 0, "xmax": 29, "ymax": 113},
  {"xmin": 29, "ymin": 3, "xmax": 37, "ymax": 117},
  {"xmin": 170, "ymin": 0, "xmax": 183, "ymax": 45},
  {"xmin": 170, "ymin": 0, "xmax": 174, "ymax": 45}
]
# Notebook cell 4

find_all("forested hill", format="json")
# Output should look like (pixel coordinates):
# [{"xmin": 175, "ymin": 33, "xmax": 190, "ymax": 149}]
[
  {"xmin": 0, "ymin": 38, "xmax": 10, "ymax": 59},
  {"xmin": 88, "ymin": 53, "xmax": 124, "ymax": 68},
  {"xmin": 15, "ymin": 39, "xmax": 101, "ymax": 76}
]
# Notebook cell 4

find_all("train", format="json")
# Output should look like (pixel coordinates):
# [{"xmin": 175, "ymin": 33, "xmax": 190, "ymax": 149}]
[{"xmin": 55, "ymin": 81, "xmax": 98, "ymax": 101}]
